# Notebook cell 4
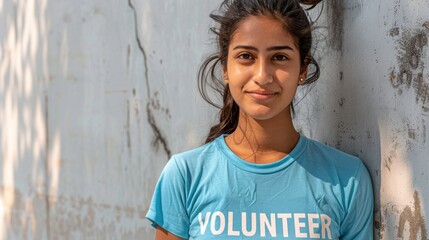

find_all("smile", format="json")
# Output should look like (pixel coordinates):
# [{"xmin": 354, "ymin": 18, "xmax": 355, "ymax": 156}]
[{"xmin": 245, "ymin": 90, "xmax": 278, "ymax": 100}]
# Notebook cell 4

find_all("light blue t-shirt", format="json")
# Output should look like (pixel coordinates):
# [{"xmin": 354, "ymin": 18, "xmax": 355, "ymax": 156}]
[{"xmin": 146, "ymin": 135, "xmax": 373, "ymax": 239}]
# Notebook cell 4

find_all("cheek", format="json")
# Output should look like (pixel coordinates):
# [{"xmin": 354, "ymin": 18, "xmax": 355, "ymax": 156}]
[
  {"xmin": 228, "ymin": 63, "xmax": 247, "ymax": 79},
  {"xmin": 276, "ymin": 71, "xmax": 299, "ymax": 87},
  {"xmin": 227, "ymin": 70, "xmax": 250, "ymax": 90}
]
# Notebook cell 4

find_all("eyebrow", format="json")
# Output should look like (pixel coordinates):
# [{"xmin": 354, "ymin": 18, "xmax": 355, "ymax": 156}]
[{"xmin": 232, "ymin": 45, "xmax": 294, "ymax": 51}]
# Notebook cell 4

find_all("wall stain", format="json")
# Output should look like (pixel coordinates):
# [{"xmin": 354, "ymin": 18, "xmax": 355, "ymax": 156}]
[
  {"xmin": 374, "ymin": 208, "xmax": 385, "ymax": 240},
  {"xmin": 1, "ymin": 186, "xmax": 47, "ymax": 239},
  {"xmin": 48, "ymin": 194, "xmax": 147, "ymax": 239},
  {"xmin": 151, "ymin": 92, "xmax": 171, "ymax": 118},
  {"xmin": 384, "ymin": 136, "xmax": 399, "ymax": 172},
  {"xmin": 424, "ymin": 21, "xmax": 429, "ymax": 30},
  {"xmin": 131, "ymin": 88, "xmax": 143, "ymax": 161},
  {"xmin": 404, "ymin": 119, "xmax": 427, "ymax": 150},
  {"xmin": 390, "ymin": 27, "xmax": 400, "ymax": 37},
  {"xmin": 407, "ymin": 124, "xmax": 417, "ymax": 140},
  {"xmin": 128, "ymin": 0, "xmax": 171, "ymax": 159},
  {"xmin": 366, "ymin": 129, "xmax": 372, "ymax": 140},
  {"xmin": 338, "ymin": 97, "xmax": 345, "ymax": 106},
  {"xmin": 0, "ymin": 186, "xmax": 148, "ymax": 239},
  {"xmin": 335, "ymin": 121, "xmax": 346, "ymax": 148},
  {"xmin": 126, "ymin": 100, "xmax": 132, "ymax": 156},
  {"xmin": 389, "ymin": 25, "xmax": 429, "ymax": 112},
  {"xmin": 397, "ymin": 191, "xmax": 428, "ymax": 240},
  {"xmin": 127, "ymin": 44, "xmax": 131, "ymax": 71},
  {"xmin": 44, "ymin": 94, "xmax": 52, "ymax": 240},
  {"xmin": 327, "ymin": 0, "xmax": 344, "ymax": 51}
]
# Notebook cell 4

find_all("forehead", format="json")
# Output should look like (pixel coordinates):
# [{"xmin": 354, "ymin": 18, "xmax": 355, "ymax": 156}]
[{"xmin": 230, "ymin": 15, "xmax": 297, "ymax": 48}]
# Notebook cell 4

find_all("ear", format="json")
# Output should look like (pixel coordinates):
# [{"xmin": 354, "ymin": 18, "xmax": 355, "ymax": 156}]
[
  {"xmin": 298, "ymin": 66, "xmax": 308, "ymax": 85},
  {"xmin": 223, "ymin": 69, "xmax": 229, "ymax": 84},
  {"xmin": 298, "ymin": 56, "xmax": 310, "ymax": 85}
]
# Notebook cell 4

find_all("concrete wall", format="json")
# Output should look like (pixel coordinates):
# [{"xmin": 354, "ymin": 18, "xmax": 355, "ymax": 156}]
[
  {"xmin": 0, "ymin": 0, "xmax": 428, "ymax": 239},
  {"xmin": 295, "ymin": 1, "xmax": 429, "ymax": 239}
]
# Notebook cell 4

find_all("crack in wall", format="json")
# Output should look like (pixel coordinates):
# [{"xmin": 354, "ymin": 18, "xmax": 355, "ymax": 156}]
[
  {"xmin": 128, "ymin": 0, "xmax": 171, "ymax": 159},
  {"xmin": 128, "ymin": 0, "xmax": 149, "ymax": 96},
  {"xmin": 147, "ymin": 103, "xmax": 171, "ymax": 158}
]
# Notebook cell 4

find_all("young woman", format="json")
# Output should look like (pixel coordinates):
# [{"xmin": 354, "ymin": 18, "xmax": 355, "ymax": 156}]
[{"xmin": 146, "ymin": 0, "xmax": 374, "ymax": 239}]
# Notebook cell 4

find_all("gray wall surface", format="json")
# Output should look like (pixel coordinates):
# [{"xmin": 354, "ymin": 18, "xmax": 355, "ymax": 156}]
[{"xmin": 0, "ymin": 0, "xmax": 428, "ymax": 239}]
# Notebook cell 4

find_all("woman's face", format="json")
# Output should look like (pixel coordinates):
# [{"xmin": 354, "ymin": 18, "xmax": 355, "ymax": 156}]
[{"xmin": 225, "ymin": 15, "xmax": 306, "ymax": 121}]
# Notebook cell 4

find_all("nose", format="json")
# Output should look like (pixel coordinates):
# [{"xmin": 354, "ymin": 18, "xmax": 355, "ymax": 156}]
[{"xmin": 253, "ymin": 59, "xmax": 273, "ymax": 85}]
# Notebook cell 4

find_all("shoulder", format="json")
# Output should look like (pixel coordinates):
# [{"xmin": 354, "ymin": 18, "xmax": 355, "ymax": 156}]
[
  {"xmin": 167, "ymin": 137, "xmax": 224, "ymax": 176},
  {"xmin": 300, "ymin": 136, "xmax": 373, "ymax": 218},
  {"xmin": 303, "ymin": 136, "xmax": 362, "ymax": 170},
  {"xmin": 173, "ymin": 138, "xmax": 220, "ymax": 164},
  {"xmin": 299, "ymin": 136, "xmax": 371, "ymax": 186}
]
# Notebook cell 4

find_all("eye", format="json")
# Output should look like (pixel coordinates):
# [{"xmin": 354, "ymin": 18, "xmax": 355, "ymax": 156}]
[
  {"xmin": 272, "ymin": 54, "xmax": 289, "ymax": 61},
  {"xmin": 237, "ymin": 53, "xmax": 254, "ymax": 60}
]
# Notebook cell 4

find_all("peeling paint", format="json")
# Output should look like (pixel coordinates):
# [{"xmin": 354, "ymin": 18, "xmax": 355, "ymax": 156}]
[
  {"xmin": 389, "ymin": 25, "xmax": 429, "ymax": 112},
  {"xmin": 397, "ymin": 191, "xmax": 428, "ymax": 240}
]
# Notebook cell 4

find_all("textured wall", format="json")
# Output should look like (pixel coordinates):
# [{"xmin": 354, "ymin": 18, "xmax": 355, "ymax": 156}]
[
  {"xmin": 0, "ymin": 0, "xmax": 428, "ymax": 239},
  {"xmin": 0, "ymin": 0, "xmax": 217, "ymax": 239},
  {"xmin": 296, "ymin": 1, "xmax": 429, "ymax": 239}
]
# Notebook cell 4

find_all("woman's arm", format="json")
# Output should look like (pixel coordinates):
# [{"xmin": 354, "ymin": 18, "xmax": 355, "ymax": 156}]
[{"xmin": 155, "ymin": 227, "xmax": 185, "ymax": 240}]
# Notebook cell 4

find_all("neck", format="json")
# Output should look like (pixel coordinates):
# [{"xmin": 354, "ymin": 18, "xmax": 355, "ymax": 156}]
[{"xmin": 225, "ymin": 108, "xmax": 300, "ymax": 164}]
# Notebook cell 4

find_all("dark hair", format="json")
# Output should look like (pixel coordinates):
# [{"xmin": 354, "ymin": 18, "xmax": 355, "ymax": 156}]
[{"xmin": 198, "ymin": 0, "xmax": 322, "ymax": 143}]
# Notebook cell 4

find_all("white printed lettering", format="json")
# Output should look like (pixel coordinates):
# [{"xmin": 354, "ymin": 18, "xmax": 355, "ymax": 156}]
[
  {"xmin": 210, "ymin": 211, "xmax": 225, "ymax": 235},
  {"xmin": 277, "ymin": 213, "xmax": 292, "ymax": 237},
  {"xmin": 294, "ymin": 213, "xmax": 307, "ymax": 238},
  {"xmin": 198, "ymin": 212, "xmax": 211, "ymax": 235},
  {"xmin": 321, "ymin": 214, "xmax": 332, "ymax": 239},
  {"xmin": 197, "ymin": 211, "xmax": 333, "ymax": 238},
  {"xmin": 242, "ymin": 212, "xmax": 257, "ymax": 237},
  {"xmin": 227, "ymin": 212, "xmax": 240, "ymax": 236},
  {"xmin": 308, "ymin": 214, "xmax": 320, "ymax": 238},
  {"xmin": 260, "ymin": 213, "xmax": 277, "ymax": 237}
]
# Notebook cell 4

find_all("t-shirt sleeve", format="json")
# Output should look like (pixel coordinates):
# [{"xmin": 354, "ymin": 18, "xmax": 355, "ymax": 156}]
[
  {"xmin": 146, "ymin": 156, "xmax": 189, "ymax": 239},
  {"xmin": 340, "ymin": 161, "xmax": 374, "ymax": 240}
]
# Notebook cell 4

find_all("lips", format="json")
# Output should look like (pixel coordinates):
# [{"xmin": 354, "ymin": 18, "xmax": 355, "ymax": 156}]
[{"xmin": 245, "ymin": 90, "xmax": 278, "ymax": 100}]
